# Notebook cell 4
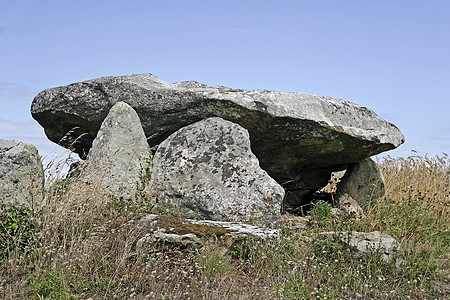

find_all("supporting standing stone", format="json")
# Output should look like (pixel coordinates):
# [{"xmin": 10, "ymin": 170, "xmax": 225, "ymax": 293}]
[
  {"xmin": 336, "ymin": 158, "xmax": 386, "ymax": 212},
  {"xmin": 83, "ymin": 102, "xmax": 150, "ymax": 199},
  {"xmin": 150, "ymin": 117, "xmax": 284, "ymax": 229}
]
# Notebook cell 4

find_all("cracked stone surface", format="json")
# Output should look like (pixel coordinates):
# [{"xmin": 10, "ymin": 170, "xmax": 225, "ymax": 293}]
[{"xmin": 336, "ymin": 157, "xmax": 386, "ymax": 212}]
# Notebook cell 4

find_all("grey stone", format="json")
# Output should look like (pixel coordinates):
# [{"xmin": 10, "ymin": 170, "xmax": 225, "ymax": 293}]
[
  {"xmin": 0, "ymin": 139, "xmax": 44, "ymax": 207},
  {"xmin": 31, "ymin": 73, "xmax": 405, "ymax": 188},
  {"xmin": 136, "ymin": 214, "xmax": 159, "ymax": 229},
  {"xmin": 330, "ymin": 207, "xmax": 342, "ymax": 218},
  {"xmin": 82, "ymin": 101, "xmax": 149, "ymax": 199},
  {"xmin": 339, "ymin": 193, "xmax": 365, "ymax": 219},
  {"xmin": 317, "ymin": 231, "xmax": 401, "ymax": 263},
  {"xmin": 150, "ymin": 117, "xmax": 284, "ymax": 229},
  {"xmin": 282, "ymin": 214, "xmax": 311, "ymax": 230},
  {"xmin": 133, "ymin": 214, "xmax": 278, "ymax": 255},
  {"xmin": 336, "ymin": 158, "xmax": 385, "ymax": 211},
  {"xmin": 135, "ymin": 214, "xmax": 279, "ymax": 239},
  {"xmin": 136, "ymin": 231, "xmax": 202, "ymax": 253},
  {"xmin": 187, "ymin": 219, "xmax": 280, "ymax": 239}
]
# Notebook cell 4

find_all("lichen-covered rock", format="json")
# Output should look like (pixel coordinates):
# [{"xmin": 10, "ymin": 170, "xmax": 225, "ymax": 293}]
[
  {"xmin": 150, "ymin": 117, "xmax": 284, "ymax": 229},
  {"xmin": 0, "ymin": 139, "xmax": 44, "ymax": 206},
  {"xmin": 132, "ymin": 214, "xmax": 279, "ymax": 256},
  {"xmin": 83, "ymin": 101, "xmax": 149, "ymax": 199},
  {"xmin": 31, "ymin": 73, "xmax": 404, "ymax": 187},
  {"xmin": 336, "ymin": 158, "xmax": 386, "ymax": 211}
]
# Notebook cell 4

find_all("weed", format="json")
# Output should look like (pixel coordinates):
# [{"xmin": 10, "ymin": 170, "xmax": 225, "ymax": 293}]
[
  {"xmin": 27, "ymin": 270, "xmax": 78, "ymax": 299},
  {"xmin": 307, "ymin": 199, "xmax": 332, "ymax": 230},
  {"xmin": 229, "ymin": 235, "xmax": 250, "ymax": 262},
  {"xmin": 196, "ymin": 249, "xmax": 235, "ymax": 280},
  {"xmin": 0, "ymin": 203, "xmax": 36, "ymax": 263}
]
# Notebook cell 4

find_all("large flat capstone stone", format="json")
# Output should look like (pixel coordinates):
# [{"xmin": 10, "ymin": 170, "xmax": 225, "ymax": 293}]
[{"xmin": 31, "ymin": 73, "xmax": 404, "ymax": 185}]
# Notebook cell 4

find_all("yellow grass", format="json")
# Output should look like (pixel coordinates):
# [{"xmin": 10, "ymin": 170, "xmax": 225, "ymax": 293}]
[
  {"xmin": 1, "ymin": 153, "xmax": 449, "ymax": 298},
  {"xmin": 379, "ymin": 154, "xmax": 449, "ymax": 224}
]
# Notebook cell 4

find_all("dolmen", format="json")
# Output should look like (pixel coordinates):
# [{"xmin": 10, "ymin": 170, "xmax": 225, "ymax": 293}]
[{"xmin": 31, "ymin": 73, "xmax": 404, "ymax": 228}]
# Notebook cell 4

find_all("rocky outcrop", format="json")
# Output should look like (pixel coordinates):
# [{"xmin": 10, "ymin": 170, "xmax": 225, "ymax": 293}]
[
  {"xmin": 336, "ymin": 158, "xmax": 386, "ymax": 211},
  {"xmin": 31, "ymin": 74, "xmax": 404, "ymax": 190},
  {"xmin": 82, "ymin": 102, "xmax": 150, "ymax": 199},
  {"xmin": 150, "ymin": 117, "xmax": 284, "ymax": 229},
  {"xmin": 0, "ymin": 139, "xmax": 44, "ymax": 207}
]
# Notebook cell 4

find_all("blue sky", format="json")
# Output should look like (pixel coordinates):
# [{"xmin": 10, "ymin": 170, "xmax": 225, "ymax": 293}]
[{"xmin": 1, "ymin": 0, "xmax": 449, "ymax": 163}]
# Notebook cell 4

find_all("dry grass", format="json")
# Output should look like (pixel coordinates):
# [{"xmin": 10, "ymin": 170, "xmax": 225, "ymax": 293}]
[
  {"xmin": 368, "ymin": 154, "xmax": 449, "ymax": 260},
  {"xmin": 0, "ymin": 153, "xmax": 449, "ymax": 299},
  {"xmin": 379, "ymin": 154, "xmax": 449, "ymax": 222}
]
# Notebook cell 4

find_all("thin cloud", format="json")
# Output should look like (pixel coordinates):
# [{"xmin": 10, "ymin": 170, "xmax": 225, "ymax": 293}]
[
  {"xmin": 0, "ymin": 81, "xmax": 38, "ymax": 101},
  {"xmin": 227, "ymin": 27, "xmax": 259, "ymax": 35},
  {"xmin": 0, "ymin": 119, "xmax": 43, "ymax": 137},
  {"xmin": 214, "ymin": 26, "xmax": 261, "ymax": 37},
  {"xmin": 0, "ymin": 27, "xmax": 4, "ymax": 34},
  {"xmin": 217, "ymin": 26, "xmax": 298, "ymax": 43}
]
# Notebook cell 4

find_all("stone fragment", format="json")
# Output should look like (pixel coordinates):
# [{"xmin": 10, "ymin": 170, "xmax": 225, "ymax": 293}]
[
  {"xmin": 82, "ymin": 101, "xmax": 149, "ymax": 199},
  {"xmin": 319, "ymin": 170, "xmax": 346, "ymax": 193},
  {"xmin": 133, "ymin": 214, "xmax": 279, "ymax": 255},
  {"xmin": 150, "ymin": 117, "xmax": 284, "ymax": 229},
  {"xmin": 317, "ymin": 231, "xmax": 401, "ymax": 263},
  {"xmin": 187, "ymin": 219, "xmax": 280, "ymax": 239},
  {"xmin": 0, "ymin": 139, "xmax": 44, "ymax": 207},
  {"xmin": 339, "ymin": 193, "xmax": 365, "ymax": 219},
  {"xmin": 330, "ymin": 208, "xmax": 342, "ymax": 218},
  {"xmin": 31, "ymin": 73, "xmax": 405, "ymax": 187},
  {"xmin": 336, "ymin": 158, "xmax": 385, "ymax": 211},
  {"xmin": 282, "ymin": 214, "xmax": 311, "ymax": 230},
  {"xmin": 136, "ymin": 231, "xmax": 202, "ymax": 253}
]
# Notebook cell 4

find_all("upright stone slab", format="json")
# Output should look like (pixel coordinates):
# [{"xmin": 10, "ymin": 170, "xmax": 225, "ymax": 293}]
[
  {"xmin": 0, "ymin": 139, "xmax": 44, "ymax": 206},
  {"xmin": 151, "ymin": 117, "xmax": 284, "ymax": 229},
  {"xmin": 84, "ymin": 102, "xmax": 149, "ymax": 199},
  {"xmin": 336, "ymin": 158, "xmax": 386, "ymax": 211}
]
